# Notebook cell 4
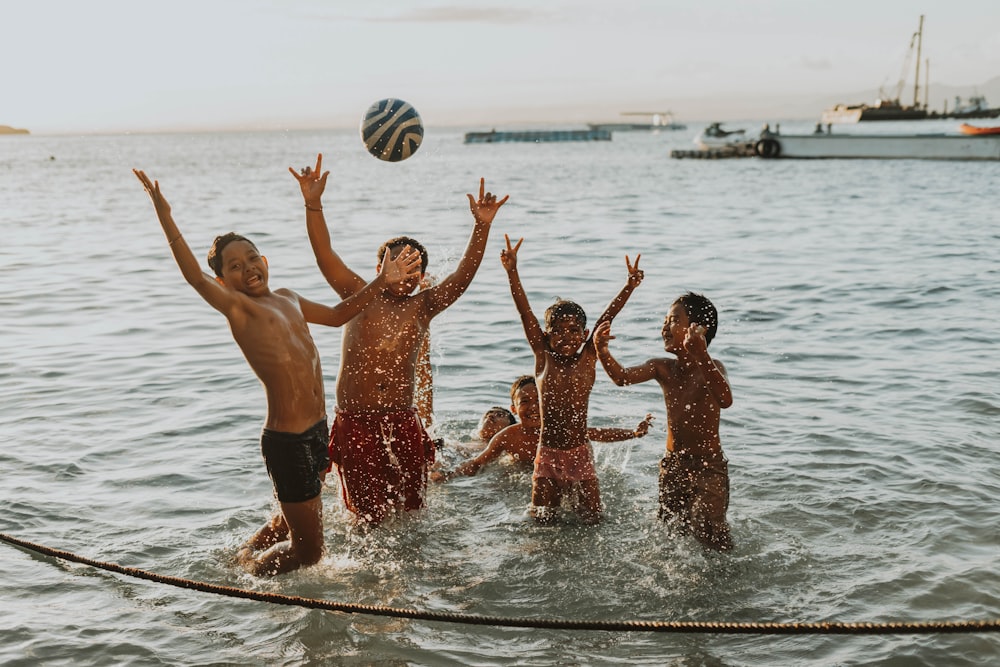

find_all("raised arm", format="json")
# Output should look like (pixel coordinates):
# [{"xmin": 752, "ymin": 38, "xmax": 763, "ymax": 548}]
[
  {"xmin": 593, "ymin": 321, "xmax": 659, "ymax": 386},
  {"xmin": 299, "ymin": 245, "xmax": 422, "ymax": 327},
  {"xmin": 446, "ymin": 431, "xmax": 511, "ymax": 479},
  {"xmin": 290, "ymin": 153, "xmax": 366, "ymax": 298},
  {"xmin": 587, "ymin": 413, "xmax": 654, "ymax": 442},
  {"xmin": 423, "ymin": 178, "xmax": 508, "ymax": 317},
  {"xmin": 590, "ymin": 254, "xmax": 644, "ymax": 341},
  {"xmin": 683, "ymin": 324, "xmax": 734, "ymax": 409},
  {"xmin": 134, "ymin": 170, "xmax": 239, "ymax": 315},
  {"xmin": 501, "ymin": 234, "xmax": 546, "ymax": 357}
]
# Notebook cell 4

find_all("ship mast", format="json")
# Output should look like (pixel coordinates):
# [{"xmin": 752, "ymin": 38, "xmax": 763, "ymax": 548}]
[{"xmin": 913, "ymin": 15, "xmax": 924, "ymax": 109}]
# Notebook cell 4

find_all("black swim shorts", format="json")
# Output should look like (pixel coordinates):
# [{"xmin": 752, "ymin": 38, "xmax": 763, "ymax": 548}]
[{"xmin": 260, "ymin": 418, "xmax": 330, "ymax": 503}]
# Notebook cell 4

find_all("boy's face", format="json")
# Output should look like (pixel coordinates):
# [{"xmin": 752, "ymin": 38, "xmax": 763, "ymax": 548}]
[
  {"xmin": 378, "ymin": 245, "xmax": 424, "ymax": 297},
  {"xmin": 219, "ymin": 240, "xmax": 268, "ymax": 295},
  {"xmin": 661, "ymin": 302, "xmax": 689, "ymax": 353},
  {"xmin": 511, "ymin": 382, "xmax": 540, "ymax": 428},
  {"xmin": 546, "ymin": 316, "xmax": 587, "ymax": 357},
  {"xmin": 478, "ymin": 412, "xmax": 512, "ymax": 442}
]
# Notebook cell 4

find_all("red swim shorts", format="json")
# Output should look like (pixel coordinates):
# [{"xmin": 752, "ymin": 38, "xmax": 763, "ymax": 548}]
[{"xmin": 329, "ymin": 407, "xmax": 435, "ymax": 524}]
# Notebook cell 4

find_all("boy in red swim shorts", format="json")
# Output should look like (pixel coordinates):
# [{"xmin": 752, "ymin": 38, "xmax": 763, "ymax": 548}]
[{"xmin": 291, "ymin": 154, "xmax": 508, "ymax": 524}]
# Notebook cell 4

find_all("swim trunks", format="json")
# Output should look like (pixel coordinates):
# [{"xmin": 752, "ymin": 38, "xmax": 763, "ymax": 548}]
[
  {"xmin": 329, "ymin": 407, "xmax": 435, "ymax": 523},
  {"xmin": 533, "ymin": 444, "xmax": 598, "ymax": 483},
  {"xmin": 658, "ymin": 451, "xmax": 732, "ymax": 549},
  {"xmin": 260, "ymin": 417, "xmax": 329, "ymax": 504}
]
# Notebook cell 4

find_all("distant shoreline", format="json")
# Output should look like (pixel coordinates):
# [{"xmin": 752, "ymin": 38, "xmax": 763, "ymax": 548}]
[{"xmin": 0, "ymin": 125, "xmax": 30, "ymax": 135}]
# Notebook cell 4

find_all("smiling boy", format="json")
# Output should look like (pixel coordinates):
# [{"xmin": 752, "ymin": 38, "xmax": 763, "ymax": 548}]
[
  {"xmin": 134, "ymin": 169, "xmax": 420, "ymax": 575},
  {"xmin": 594, "ymin": 292, "xmax": 734, "ymax": 551},
  {"xmin": 500, "ymin": 235, "xmax": 643, "ymax": 523}
]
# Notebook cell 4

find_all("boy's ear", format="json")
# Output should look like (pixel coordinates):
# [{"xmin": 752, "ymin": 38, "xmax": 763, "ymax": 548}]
[
  {"xmin": 584, "ymin": 328, "xmax": 591, "ymax": 340},
  {"xmin": 262, "ymin": 256, "xmax": 268, "ymax": 267}
]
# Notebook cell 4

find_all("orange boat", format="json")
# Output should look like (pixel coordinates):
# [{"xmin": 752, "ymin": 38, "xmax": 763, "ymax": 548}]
[{"xmin": 959, "ymin": 123, "xmax": 1000, "ymax": 136}]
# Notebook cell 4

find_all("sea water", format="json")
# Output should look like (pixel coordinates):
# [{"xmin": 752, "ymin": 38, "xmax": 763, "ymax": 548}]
[{"xmin": 0, "ymin": 124, "xmax": 997, "ymax": 666}]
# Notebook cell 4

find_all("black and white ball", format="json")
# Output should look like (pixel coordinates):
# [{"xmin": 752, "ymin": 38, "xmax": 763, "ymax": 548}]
[{"xmin": 360, "ymin": 98, "xmax": 424, "ymax": 162}]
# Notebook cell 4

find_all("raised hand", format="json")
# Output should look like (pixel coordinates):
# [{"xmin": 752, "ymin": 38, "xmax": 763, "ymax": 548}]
[
  {"xmin": 683, "ymin": 323, "xmax": 709, "ymax": 357},
  {"xmin": 625, "ymin": 254, "xmax": 644, "ymax": 287},
  {"xmin": 634, "ymin": 413, "xmax": 655, "ymax": 438},
  {"xmin": 380, "ymin": 244, "xmax": 422, "ymax": 287},
  {"xmin": 467, "ymin": 177, "xmax": 509, "ymax": 224},
  {"xmin": 133, "ymin": 169, "xmax": 171, "ymax": 217},
  {"xmin": 500, "ymin": 233, "xmax": 523, "ymax": 272},
  {"xmin": 593, "ymin": 320, "xmax": 615, "ymax": 349},
  {"xmin": 288, "ymin": 153, "xmax": 329, "ymax": 205}
]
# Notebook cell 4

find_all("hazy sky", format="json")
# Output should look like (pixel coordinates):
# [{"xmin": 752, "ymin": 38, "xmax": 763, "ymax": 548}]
[{"xmin": 3, "ymin": 0, "xmax": 999, "ymax": 134}]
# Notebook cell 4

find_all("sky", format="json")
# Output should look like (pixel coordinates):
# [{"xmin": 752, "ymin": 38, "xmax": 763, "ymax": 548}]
[{"xmin": 2, "ymin": 0, "xmax": 1000, "ymax": 134}]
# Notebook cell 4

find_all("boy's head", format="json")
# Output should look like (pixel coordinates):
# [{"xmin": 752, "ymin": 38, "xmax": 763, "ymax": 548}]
[
  {"xmin": 508, "ymin": 374, "xmax": 540, "ymax": 427},
  {"xmin": 377, "ymin": 236, "xmax": 428, "ymax": 295},
  {"xmin": 477, "ymin": 406, "xmax": 516, "ymax": 442},
  {"xmin": 543, "ymin": 299, "xmax": 588, "ymax": 356},
  {"xmin": 663, "ymin": 292, "xmax": 718, "ymax": 351},
  {"xmin": 207, "ymin": 233, "xmax": 268, "ymax": 293}
]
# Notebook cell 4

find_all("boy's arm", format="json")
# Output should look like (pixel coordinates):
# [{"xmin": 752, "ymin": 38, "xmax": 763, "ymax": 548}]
[
  {"xmin": 443, "ymin": 431, "xmax": 511, "ymax": 479},
  {"xmin": 587, "ymin": 413, "xmax": 654, "ymax": 442},
  {"xmin": 290, "ymin": 154, "xmax": 367, "ymax": 298},
  {"xmin": 134, "ymin": 170, "xmax": 241, "ymax": 315},
  {"xmin": 593, "ymin": 321, "xmax": 659, "ymax": 386},
  {"xmin": 683, "ymin": 324, "xmax": 734, "ymax": 409},
  {"xmin": 590, "ymin": 254, "xmax": 644, "ymax": 340},
  {"xmin": 500, "ymin": 234, "xmax": 546, "ymax": 356},
  {"xmin": 299, "ymin": 245, "xmax": 422, "ymax": 327},
  {"xmin": 424, "ymin": 178, "xmax": 508, "ymax": 317}
]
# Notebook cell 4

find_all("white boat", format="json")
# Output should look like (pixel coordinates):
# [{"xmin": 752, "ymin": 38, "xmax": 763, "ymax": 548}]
[
  {"xmin": 694, "ymin": 122, "xmax": 752, "ymax": 150},
  {"xmin": 753, "ymin": 128, "xmax": 1000, "ymax": 160}
]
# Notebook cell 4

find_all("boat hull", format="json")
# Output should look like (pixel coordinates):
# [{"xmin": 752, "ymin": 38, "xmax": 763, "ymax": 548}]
[{"xmin": 761, "ymin": 134, "xmax": 1000, "ymax": 160}]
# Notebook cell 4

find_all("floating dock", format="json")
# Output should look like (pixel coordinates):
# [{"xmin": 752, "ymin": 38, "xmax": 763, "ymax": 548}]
[
  {"xmin": 464, "ymin": 129, "xmax": 612, "ymax": 144},
  {"xmin": 670, "ymin": 144, "xmax": 757, "ymax": 159}
]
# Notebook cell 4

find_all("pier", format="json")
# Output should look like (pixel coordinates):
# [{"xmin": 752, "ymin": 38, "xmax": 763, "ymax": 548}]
[
  {"xmin": 670, "ymin": 144, "xmax": 757, "ymax": 159},
  {"xmin": 464, "ymin": 129, "xmax": 612, "ymax": 144}
]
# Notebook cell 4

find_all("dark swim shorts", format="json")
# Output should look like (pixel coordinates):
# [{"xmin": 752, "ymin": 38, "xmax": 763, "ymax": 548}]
[{"xmin": 260, "ymin": 418, "xmax": 330, "ymax": 503}]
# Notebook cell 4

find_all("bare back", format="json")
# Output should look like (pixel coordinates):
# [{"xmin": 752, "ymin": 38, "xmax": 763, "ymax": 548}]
[{"xmin": 228, "ymin": 289, "xmax": 327, "ymax": 433}]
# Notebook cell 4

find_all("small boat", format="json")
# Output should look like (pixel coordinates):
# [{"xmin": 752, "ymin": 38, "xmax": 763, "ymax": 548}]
[
  {"xmin": 958, "ymin": 123, "xmax": 1000, "ymax": 136},
  {"xmin": 694, "ymin": 122, "xmax": 751, "ymax": 150}
]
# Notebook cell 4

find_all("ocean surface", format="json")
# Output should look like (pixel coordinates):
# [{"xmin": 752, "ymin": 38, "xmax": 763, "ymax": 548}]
[{"xmin": 1, "ymin": 122, "xmax": 998, "ymax": 666}]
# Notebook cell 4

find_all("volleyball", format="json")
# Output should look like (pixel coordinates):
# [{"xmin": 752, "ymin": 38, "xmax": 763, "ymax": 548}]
[{"xmin": 360, "ymin": 98, "xmax": 424, "ymax": 162}]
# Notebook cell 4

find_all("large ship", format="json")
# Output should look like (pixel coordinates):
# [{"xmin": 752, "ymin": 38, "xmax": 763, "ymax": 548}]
[{"xmin": 822, "ymin": 16, "xmax": 1000, "ymax": 123}]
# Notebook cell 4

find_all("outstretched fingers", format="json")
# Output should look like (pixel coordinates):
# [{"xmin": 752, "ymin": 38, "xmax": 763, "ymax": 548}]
[{"xmin": 504, "ymin": 233, "xmax": 523, "ymax": 254}]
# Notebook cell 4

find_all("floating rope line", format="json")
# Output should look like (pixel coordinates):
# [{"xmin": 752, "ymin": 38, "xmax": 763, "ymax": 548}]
[{"xmin": 2, "ymin": 531, "xmax": 998, "ymax": 636}]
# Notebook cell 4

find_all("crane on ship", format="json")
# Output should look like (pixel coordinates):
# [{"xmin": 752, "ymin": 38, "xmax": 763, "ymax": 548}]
[{"xmin": 877, "ymin": 14, "xmax": 925, "ymax": 109}]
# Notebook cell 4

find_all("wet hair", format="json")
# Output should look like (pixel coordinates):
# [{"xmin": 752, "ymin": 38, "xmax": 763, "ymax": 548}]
[
  {"xmin": 674, "ymin": 291, "xmax": 718, "ymax": 345},
  {"xmin": 378, "ymin": 236, "xmax": 429, "ymax": 275},
  {"xmin": 509, "ymin": 374, "xmax": 536, "ymax": 403},
  {"xmin": 207, "ymin": 232, "xmax": 258, "ymax": 278},
  {"xmin": 543, "ymin": 299, "xmax": 587, "ymax": 331},
  {"xmin": 481, "ymin": 406, "xmax": 516, "ymax": 426}
]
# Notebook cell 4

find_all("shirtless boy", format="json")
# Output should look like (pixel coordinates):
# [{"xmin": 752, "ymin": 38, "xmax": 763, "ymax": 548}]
[
  {"xmin": 436, "ymin": 375, "xmax": 653, "ymax": 480},
  {"xmin": 594, "ymin": 292, "xmax": 734, "ymax": 551},
  {"xmin": 291, "ymin": 153, "xmax": 507, "ymax": 524},
  {"xmin": 134, "ymin": 170, "xmax": 420, "ymax": 575},
  {"xmin": 501, "ymin": 236, "xmax": 644, "ymax": 524}
]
